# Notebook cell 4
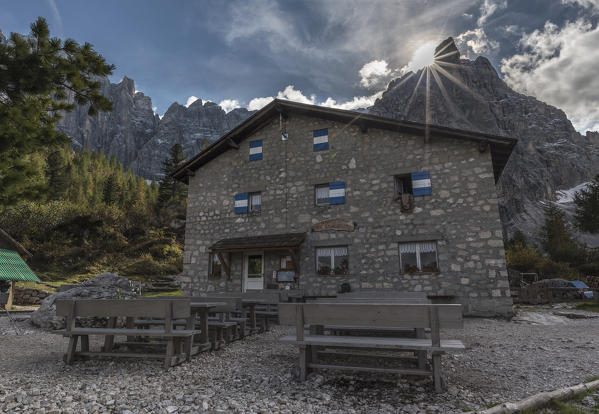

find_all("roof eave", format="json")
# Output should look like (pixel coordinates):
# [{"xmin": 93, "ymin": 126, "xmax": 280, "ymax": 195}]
[{"xmin": 172, "ymin": 99, "xmax": 517, "ymax": 182}]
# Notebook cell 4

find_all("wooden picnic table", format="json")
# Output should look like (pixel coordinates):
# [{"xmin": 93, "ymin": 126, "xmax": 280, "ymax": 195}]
[
  {"xmin": 190, "ymin": 302, "xmax": 226, "ymax": 352},
  {"xmin": 241, "ymin": 298, "xmax": 270, "ymax": 334}
]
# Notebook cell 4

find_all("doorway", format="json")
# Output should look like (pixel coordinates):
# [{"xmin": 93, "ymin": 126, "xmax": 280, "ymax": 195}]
[{"xmin": 243, "ymin": 251, "xmax": 264, "ymax": 291}]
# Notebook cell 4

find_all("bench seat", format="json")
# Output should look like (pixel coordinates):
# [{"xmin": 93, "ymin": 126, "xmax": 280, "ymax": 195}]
[
  {"xmin": 54, "ymin": 328, "xmax": 200, "ymax": 337},
  {"xmin": 280, "ymin": 334, "xmax": 465, "ymax": 352}
]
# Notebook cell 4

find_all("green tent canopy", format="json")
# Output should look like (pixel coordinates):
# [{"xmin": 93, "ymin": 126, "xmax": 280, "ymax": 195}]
[{"xmin": 0, "ymin": 249, "xmax": 40, "ymax": 282}]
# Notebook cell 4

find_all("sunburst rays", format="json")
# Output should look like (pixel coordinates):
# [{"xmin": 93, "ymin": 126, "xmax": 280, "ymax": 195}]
[{"xmin": 396, "ymin": 40, "xmax": 486, "ymax": 141}]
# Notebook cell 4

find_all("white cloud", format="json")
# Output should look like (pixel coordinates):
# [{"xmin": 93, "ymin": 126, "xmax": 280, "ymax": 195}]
[
  {"xmin": 185, "ymin": 96, "xmax": 201, "ymax": 107},
  {"xmin": 219, "ymin": 99, "xmax": 240, "ymax": 113},
  {"xmin": 320, "ymin": 91, "xmax": 383, "ymax": 110},
  {"xmin": 477, "ymin": 0, "xmax": 507, "ymax": 26},
  {"xmin": 501, "ymin": 19, "xmax": 599, "ymax": 132},
  {"xmin": 248, "ymin": 85, "xmax": 380, "ymax": 112},
  {"xmin": 561, "ymin": 0, "xmax": 599, "ymax": 10},
  {"xmin": 455, "ymin": 28, "xmax": 499, "ymax": 59},
  {"xmin": 359, "ymin": 60, "xmax": 391, "ymax": 88},
  {"xmin": 248, "ymin": 96, "xmax": 275, "ymax": 111},
  {"xmin": 276, "ymin": 85, "xmax": 316, "ymax": 104}
]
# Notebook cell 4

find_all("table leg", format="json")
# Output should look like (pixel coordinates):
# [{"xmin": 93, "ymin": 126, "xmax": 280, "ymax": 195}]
[
  {"xmin": 198, "ymin": 309, "xmax": 211, "ymax": 351},
  {"xmin": 248, "ymin": 304, "xmax": 257, "ymax": 334}
]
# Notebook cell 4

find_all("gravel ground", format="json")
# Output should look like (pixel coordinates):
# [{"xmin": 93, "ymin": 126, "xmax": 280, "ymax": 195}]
[{"xmin": 1, "ymin": 305, "xmax": 598, "ymax": 413}]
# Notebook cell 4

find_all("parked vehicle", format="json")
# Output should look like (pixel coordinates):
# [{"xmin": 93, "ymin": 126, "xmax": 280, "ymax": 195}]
[{"xmin": 568, "ymin": 280, "xmax": 594, "ymax": 299}]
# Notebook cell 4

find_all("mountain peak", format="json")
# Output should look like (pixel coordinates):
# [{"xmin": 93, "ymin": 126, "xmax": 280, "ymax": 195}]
[{"xmin": 434, "ymin": 37, "xmax": 460, "ymax": 64}]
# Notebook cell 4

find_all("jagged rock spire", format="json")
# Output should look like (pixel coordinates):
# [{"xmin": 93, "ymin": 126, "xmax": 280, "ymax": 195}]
[{"xmin": 434, "ymin": 37, "xmax": 460, "ymax": 64}]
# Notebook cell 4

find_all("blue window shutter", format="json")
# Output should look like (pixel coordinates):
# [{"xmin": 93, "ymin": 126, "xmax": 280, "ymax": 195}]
[
  {"xmin": 313, "ymin": 128, "xmax": 329, "ymax": 151},
  {"xmin": 234, "ymin": 193, "xmax": 249, "ymax": 214},
  {"xmin": 412, "ymin": 171, "xmax": 432, "ymax": 196},
  {"xmin": 249, "ymin": 140, "xmax": 263, "ymax": 161},
  {"xmin": 329, "ymin": 181, "xmax": 345, "ymax": 204}
]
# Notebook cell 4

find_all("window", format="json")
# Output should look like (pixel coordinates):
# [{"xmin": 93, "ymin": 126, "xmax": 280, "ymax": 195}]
[
  {"xmin": 399, "ymin": 241, "xmax": 438, "ymax": 274},
  {"xmin": 280, "ymin": 255, "xmax": 294, "ymax": 270},
  {"xmin": 249, "ymin": 140, "xmax": 263, "ymax": 161},
  {"xmin": 394, "ymin": 175, "xmax": 413, "ymax": 196},
  {"xmin": 316, "ymin": 246, "xmax": 349, "ymax": 276},
  {"xmin": 315, "ymin": 184, "xmax": 329, "ymax": 206},
  {"xmin": 313, "ymin": 128, "xmax": 329, "ymax": 151},
  {"xmin": 249, "ymin": 192, "xmax": 261, "ymax": 212},
  {"xmin": 209, "ymin": 253, "xmax": 222, "ymax": 279},
  {"xmin": 315, "ymin": 182, "xmax": 345, "ymax": 206}
]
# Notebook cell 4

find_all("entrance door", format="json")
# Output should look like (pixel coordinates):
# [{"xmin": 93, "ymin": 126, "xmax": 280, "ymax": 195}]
[{"xmin": 243, "ymin": 252, "xmax": 264, "ymax": 291}]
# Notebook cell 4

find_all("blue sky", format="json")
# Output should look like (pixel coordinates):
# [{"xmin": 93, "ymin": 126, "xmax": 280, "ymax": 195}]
[{"xmin": 2, "ymin": 0, "xmax": 599, "ymax": 131}]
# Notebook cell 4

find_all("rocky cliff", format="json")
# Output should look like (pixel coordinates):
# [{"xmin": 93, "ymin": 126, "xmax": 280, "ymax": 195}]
[
  {"xmin": 370, "ymin": 37, "xmax": 599, "ymax": 239},
  {"xmin": 57, "ymin": 77, "xmax": 253, "ymax": 179}
]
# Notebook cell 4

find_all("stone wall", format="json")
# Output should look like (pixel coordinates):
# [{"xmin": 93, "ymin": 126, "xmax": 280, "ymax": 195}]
[
  {"xmin": 13, "ymin": 287, "xmax": 49, "ymax": 305},
  {"xmin": 181, "ymin": 113, "xmax": 513, "ymax": 316}
]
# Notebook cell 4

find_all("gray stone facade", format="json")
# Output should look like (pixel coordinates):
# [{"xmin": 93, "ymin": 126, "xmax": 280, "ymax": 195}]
[{"xmin": 181, "ymin": 111, "xmax": 514, "ymax": 317}]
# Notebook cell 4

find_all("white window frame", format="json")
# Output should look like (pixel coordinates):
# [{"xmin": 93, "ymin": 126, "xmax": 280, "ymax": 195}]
[
  {"xmin": 399, "ymin": 241, "xmax": 439, "ymax": 273},
  {"xmin": 249, "ymin": 191, "xmax": 261, "ymax": 212},
  {"xmin": 316, "ymin": 246, "xmax": 349, "ymax": 276},
  {"xmin": 315, "ymin": 183, "xmax": 330, "ymax": 206}
]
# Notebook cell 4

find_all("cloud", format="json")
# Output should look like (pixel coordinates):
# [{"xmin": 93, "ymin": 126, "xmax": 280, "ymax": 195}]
[
  {"xmin": 455, "ymin": 28, "xmax": 499, "ymax": 59},
  {"xmin": 501, "ymin": 19, "xmax": 599, "ymax": 132},
  {"xmin": 400, "ymin": 41, "xmax": 437, "ymax": 74},
  {"xmin": 248, "ymin": 85, "xmax": 380, "ymax": 112},
  {"xmin": 477, "ymin": 0, "xmax": 507, "ymax": 26},
  {"xmin": 320, "ymin": 91, "xmax": 383, "ymax": 110},
  {"xmin": 219, "ymin": 99, "xmax": 240, "ymax": 113},
  {"xmin": 277, "ymin": 85, "xmax": 316, "ymax": 104},
  {"xmin": 46, "ymin": 0, "xmax": 64, "ymax": 35},
  {"xmin": 561, "ymin": 0, "xmax": 599, "ymax": 9},
  {"xmin": 359, "ymin": 60, "xmax": 392, "ymax": 88},
  {"xmin": 248, "ymin": 96, "xmax": 275, "ymax": 111},
  {"xmin": 185, "ymin": 96, "xmax": 201, "ymax": 107}
]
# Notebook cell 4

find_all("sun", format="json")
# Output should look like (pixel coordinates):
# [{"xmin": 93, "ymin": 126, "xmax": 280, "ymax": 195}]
[{"xmin": 405, "ymin": 41, "xmax": 437, "ymax": 72}]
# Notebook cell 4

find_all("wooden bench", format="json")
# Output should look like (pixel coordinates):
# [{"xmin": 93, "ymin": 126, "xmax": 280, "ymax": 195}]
[
  {"xmin": 54, "ymin": 299, "xmax": 200, "ymax": 369},
  {"xmin": 279, "ymin": 302, "xmax": 465, "ymax": 392}
]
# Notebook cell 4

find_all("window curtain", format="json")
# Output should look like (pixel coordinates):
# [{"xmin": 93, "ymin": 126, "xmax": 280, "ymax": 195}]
[
  {"xmin": 399, "ymin": 243, "xmax": 418, "ymax": 254},
  {"xmin": 316, "ymin": 248, "xmax": 332, "ymax": 257},
  {"xmin": 419, "ymin": 242, "xmax": 437, "ymax": 253},
  {"xmin": 316, "ymin": 186, "xmax": 329, "ymax": 200},
  {"xmin": 333, "ymin": 247, "xmax": 348, "ymax": 256}
]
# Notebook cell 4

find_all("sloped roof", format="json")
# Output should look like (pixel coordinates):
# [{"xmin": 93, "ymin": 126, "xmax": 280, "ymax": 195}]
[
  {"xmin": 172, "ymin": 99, "xmax": 517, "ymax": 183},
  {"xmin": 210, "ymin": 233, "xmax": 306, "ymax": 252},
  {"xmin": 0, "ymin": 249, "xmax": 40, "ymax": 282}
]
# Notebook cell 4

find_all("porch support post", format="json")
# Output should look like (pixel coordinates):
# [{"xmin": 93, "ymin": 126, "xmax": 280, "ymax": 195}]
[{"xmin": 216, "ymin": 251, "xmax": 232, "ymax": 280}]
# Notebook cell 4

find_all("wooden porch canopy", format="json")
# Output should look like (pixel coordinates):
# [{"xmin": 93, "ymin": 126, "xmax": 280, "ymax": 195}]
[{"xmin": 210, "ymin": 233, "xmax": 306, "ymax": 279}]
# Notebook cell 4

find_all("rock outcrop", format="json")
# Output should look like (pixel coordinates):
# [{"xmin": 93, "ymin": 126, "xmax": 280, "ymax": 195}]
[
  {"xmin": 57, "ymin": 77, "xmax": 254, "ymax": 179},
  {"xmin": 370, "ymin": 37, "xmax": 599, "ymax": 239},
  {"xmin": 30, "ymin": 273, "xmax": 137, "ymax": 330}
]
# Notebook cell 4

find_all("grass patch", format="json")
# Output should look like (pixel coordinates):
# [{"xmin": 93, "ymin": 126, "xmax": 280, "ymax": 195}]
[
  {"xmin": 575, "ymin": 303, "xmax": 599, "ymax": 312},
  {"xmin": 142, "ymin": 289, "xmax": 182, "ymax": 298},
  {"xmin": 585, "ymin": 376, "xmax": 599, "ymax": 383},
  {"xmin": 549, "ymin": 399, "xmax": 588, "ymax": 414}
]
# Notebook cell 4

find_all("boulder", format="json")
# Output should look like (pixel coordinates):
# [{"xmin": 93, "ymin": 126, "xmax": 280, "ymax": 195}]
[{"xmin": 30, "ymin": 272, "xmax": 138, "ymax": 330}]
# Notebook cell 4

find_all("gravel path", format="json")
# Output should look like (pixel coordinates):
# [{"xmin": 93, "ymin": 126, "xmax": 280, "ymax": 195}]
[{"xmin": 1, "ymin": 305, "xmax": 598, "ymax": 413}]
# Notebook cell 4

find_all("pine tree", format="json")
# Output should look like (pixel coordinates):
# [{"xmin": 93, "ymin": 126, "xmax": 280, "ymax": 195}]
[
  {"xmin": 158, "ymin": 144, "xmax": 187, "ymax": 209},
  {"xmin": 574, "ymin": 175, "xmax": 599, "ymax": 233},
  {"xmin": 102, "ymin": 173, "xmax": 120, "ymax": 205},
  {"xmin": 540, "ymin": 204, "xmax": 581, "ymax": 263},
  {"xmin": 46, "ymin": 148, "xmax": 70, "ymax": 200},
  {"xmin": 0, "ymin": 17, "xmax": 114, "ymax": 207}
]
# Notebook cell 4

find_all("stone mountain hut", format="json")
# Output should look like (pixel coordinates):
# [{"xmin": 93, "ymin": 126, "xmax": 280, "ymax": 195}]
[{"xmin": 173, "ymin": 99, "xmax": 517, "ymax": 316}]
